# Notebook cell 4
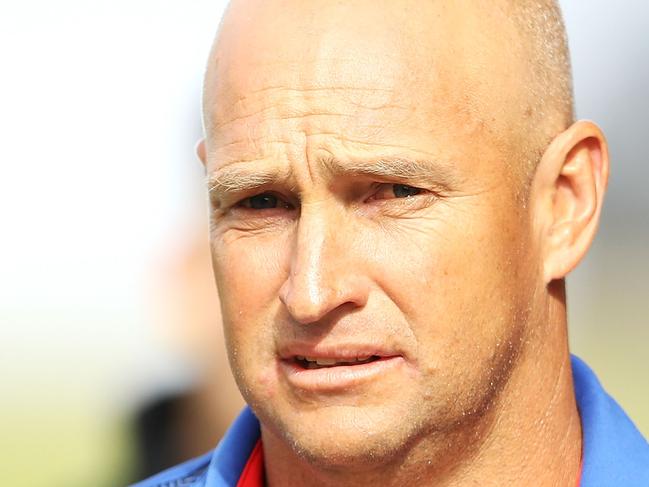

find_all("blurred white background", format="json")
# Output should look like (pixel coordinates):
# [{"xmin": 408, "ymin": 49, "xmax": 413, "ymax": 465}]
[{"xmin": 0, "ymin": 1, "xmax": 647, "ymax": 485}]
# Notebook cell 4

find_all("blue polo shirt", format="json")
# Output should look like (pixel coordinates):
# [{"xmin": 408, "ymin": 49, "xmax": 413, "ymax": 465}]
[{"xmin": 132, "ymin": 355, "xmax": 649, "ymax": 486}]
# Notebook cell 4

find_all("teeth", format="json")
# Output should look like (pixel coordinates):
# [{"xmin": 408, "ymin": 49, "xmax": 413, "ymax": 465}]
[
  {"xmin": 315, "ymin": 358, "xmax": 337, "ymax": 366},
  {"xmin": 297, "ymin": 355, "xmax": 378, "ymax": 366}
]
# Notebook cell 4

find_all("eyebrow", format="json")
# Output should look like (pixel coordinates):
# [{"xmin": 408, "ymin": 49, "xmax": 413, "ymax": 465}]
[
  {"xmin": 321, "ymin": 156, "xmax": 461, "ymax": 188},
  {"xmin": 208, "ymin": 163, "xmax": 292, "ymax": 198},
  {"xmin": 208, "ymin": 155, "xmax": 459, "ymax": 202}
]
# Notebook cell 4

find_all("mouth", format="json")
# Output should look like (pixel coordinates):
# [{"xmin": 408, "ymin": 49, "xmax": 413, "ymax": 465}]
[
  {"xmin": 279, "ymin": 349, "xmax": 405, "ymax": 392},
  {"xmin": 294, "ymin": 355, "xmax": 382, "ymax": 369}
]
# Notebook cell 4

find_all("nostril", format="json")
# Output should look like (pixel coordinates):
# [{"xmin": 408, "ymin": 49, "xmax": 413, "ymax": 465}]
[{"xmin": 281, "ymin": 286, "xmax": 336, "ymax": 325}]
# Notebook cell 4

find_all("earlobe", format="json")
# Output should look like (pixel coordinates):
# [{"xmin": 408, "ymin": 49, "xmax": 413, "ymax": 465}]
[
  {"xmin": 535, "ymin": 121, "xmax": 609, "ymax": 283},
  {"xmin": 196, "ymin": 139, "xmax": 207, "ymax": 166}
]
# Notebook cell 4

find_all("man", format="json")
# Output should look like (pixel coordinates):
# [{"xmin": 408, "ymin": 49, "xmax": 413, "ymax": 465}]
[{"xmin": 135, "ymin": 0, "xmax": 649, "ymax": 485}]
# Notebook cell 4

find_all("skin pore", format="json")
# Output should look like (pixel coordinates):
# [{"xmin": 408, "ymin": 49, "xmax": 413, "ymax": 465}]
[{"xmin": 199, "ymin": 1, "xmax": 609, "ymax": 485}]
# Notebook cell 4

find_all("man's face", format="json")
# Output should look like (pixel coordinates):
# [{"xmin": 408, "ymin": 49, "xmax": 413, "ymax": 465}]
[{"xmin": 205, "ymin": 0, "xmax": 542, "ymax": 466}]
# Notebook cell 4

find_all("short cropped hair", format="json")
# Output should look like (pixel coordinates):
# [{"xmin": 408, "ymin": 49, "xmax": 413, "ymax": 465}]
[{"xmin": 510, "ymin": 0, "xmax": 574, "ymax": 178}]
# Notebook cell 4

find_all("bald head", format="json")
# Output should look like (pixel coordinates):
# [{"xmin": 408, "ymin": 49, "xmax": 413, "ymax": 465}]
[{"xmin": 203, "ymin": 0, "xmax": 573, "ymax": 184}]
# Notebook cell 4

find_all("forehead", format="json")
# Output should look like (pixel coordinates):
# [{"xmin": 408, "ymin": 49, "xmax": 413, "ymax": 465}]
[{"xmin": 204, "ymin": 0, "xmax": 526, "ymax": 169}]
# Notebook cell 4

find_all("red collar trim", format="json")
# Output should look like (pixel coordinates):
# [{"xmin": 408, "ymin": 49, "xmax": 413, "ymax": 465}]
[{"xmin": 236, "ymin": 439, "xmax": 265, "ymax": 487}]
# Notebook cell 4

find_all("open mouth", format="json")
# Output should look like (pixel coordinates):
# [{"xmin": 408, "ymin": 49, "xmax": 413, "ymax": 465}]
[
  {"xmin": 280, "ymin": 351, "xmax": 404, "ymax": 391},
  {"xmin": 294, "ymin": 355, "xmax": 382, "ymax": 369}
]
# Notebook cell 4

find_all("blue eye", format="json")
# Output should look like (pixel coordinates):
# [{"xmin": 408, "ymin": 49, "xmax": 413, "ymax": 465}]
[{"xmin": 392, "ymin": 184, "xmax": 422, "ymax": 198}]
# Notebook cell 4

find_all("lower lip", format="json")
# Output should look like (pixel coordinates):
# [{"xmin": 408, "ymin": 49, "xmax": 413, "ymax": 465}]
[{"xmin": 279, "ymin": 356, "xmax": 405, "ymax": 392}]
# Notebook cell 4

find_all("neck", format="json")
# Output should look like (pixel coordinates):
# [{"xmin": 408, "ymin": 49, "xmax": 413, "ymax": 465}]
[{"xmin": 263, "ymin": 288, "xmax": 582, "ymax": 487}]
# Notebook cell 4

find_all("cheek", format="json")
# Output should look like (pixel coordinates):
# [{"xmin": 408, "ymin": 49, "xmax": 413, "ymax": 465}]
[
  {"xmin": 211, "ymin": 232, "xmax": 291, "ymax": 396},
  {"xmin": 213, "ymin": 231, "xmax": 290, "ymax": 324},
  {"xmin": 372, "ymin": 203, "xmax": 534, "ymax": 364},
  {"xmin": 366, "ymin": 206, "xmax": 535, "ymax": 420}
]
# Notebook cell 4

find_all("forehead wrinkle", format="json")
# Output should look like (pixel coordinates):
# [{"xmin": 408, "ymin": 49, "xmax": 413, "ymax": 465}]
[
  {"xmin": 207, "ymin": 57, "xmax": 403, "ymax": 132},
  {"xmin": 223, "ymin": 83, "xmax": 395, "ymax": 111},
  {"xmin": 211, "ymin": 88, "xmax": 403, "ymax": 135}
]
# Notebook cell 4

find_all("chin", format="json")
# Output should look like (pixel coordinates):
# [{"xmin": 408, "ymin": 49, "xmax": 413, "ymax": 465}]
[
  {"xmin": 262, "ymin": 403, "xmax": 420, "ymax": 469},
  {"xmin": 292, "ymin": 433, "xmax": 408, "ymax": 470}
]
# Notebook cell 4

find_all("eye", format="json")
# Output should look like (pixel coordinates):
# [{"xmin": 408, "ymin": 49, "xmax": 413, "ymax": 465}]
[
  {"xmin": 238, "ymin": 192, "xmax": 294, "ymax": 210},
  {"xmin": 372, "ymin": 183, "xmax": 425, "ymax": 200}
]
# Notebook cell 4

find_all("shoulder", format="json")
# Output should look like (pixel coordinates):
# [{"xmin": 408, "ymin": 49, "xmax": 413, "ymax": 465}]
[
  {"xmin": 571, "ymin": 355, "xmax": 649, "ymax": 486},
  {"xmin": 130, "ymin": 406, "xmax": 261, "ymax": 487},
  {"xmin": 130, "ymin": 450, "xmax": 213, "ymax": 487}
]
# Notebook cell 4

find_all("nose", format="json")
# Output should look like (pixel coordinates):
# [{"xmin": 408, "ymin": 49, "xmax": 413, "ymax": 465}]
[{"xmin": 278, "ymin": 204, "xmax": 369, "ymax": 325}]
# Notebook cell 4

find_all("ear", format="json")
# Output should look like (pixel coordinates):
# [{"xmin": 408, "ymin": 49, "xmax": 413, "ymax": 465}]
[
  {"xmin": 532, "ymin": 121, "xmax": 610, "ymax": 283},
  {"xmin": 196, "ymin": 138, "xmax": 207, "ymax": 166}
]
